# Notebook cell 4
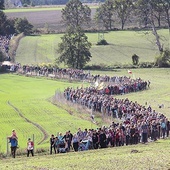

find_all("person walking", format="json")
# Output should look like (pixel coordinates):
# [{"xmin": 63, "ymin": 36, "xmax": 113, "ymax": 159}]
[
  {"xmin": 27, "ymin": 138, "xmax": 34, "ymax": 157},
  {"xmin": 8, "ymin": 136, "xmax": 18, "ymax": 158},
  {"xmin": 50, "ymin": 134, "xmax": 56, "ymax": 154}
]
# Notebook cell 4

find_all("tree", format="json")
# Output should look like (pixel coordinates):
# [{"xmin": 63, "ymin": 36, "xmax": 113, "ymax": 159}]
[
  {"xmin": 4, "ymin": 18, "xmax": 16, "ymax": 35},
  {"xmin": 61, "ymin": 0, "xmax": 91, "ymax": 29},
  {"xmin": 57, "ymin": 27, "xmax": 92, "ymax": 69},
  {"xmin": 0, "ymin": 11, "xmax": 7, "ymax": 35},
  {"xmin": 0, "ymin": 0, "xmax": 4, "ymax": 10},
  {"xmin": 0, "ymin": 50, "xmax": 4, "ymax": 62},
  {"xmin": 148, "ymin": 1, "xmax": 163, "ymax": 52},
  {"xmin": 135, "ymin": 0, "xmax": 164, "ymax": 53},
  {"xmin": 160, "ymin": 0, "xmax": 170, "ymax": 28},
  {"xmin": 151, "ymin": 0, "xmax": 164, "ymax": 27},
  {"xmin": 14, "ymin": 17, "xmax": 33, "ymax": 35},
  {"xmin": 114, "ymin": 0, "xmax": 134, "ymax": 30},
  {"xmin": 21, "ymin": 0, "xmax": 31, "ymax": 5},
  {"xmin": 134, "ymin": 0, "xmax": 149, "ymax": 27},
  {"xmin": 95, "ymin": 0, "xmax": 114, "ymax": 30},
  {"xmin": 155, "ymin": 49, "xmax": 170, "ymax": 67}
]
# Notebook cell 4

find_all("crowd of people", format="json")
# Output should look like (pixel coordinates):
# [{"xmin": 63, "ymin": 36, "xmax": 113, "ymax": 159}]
[
  {"xmin": 7, "ymin": 63, "xmax": 168, "ymax": 157},
  {"xmin": 50, "ymin": 111, "xmax": 169, "ymax": 154},
  {"xmin": 0, "ymin": 34, "xmax": 13, "ymax": 60},
  {"xmin": 63, "ymin": 77, "xmax": 149, "ymax": 116},
  {"xmin": 52, "ymin": 75, "xmax": 169, "ymax": 154},
  {"xmin": 17, "ymin": 65, "xmax": 150, "ymax": 96}
]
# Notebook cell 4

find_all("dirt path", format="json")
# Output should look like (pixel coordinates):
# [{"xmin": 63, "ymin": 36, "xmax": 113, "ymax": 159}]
[{"xmin": 8, "ymin": 101, "xmax": 49, "ymax": 145}]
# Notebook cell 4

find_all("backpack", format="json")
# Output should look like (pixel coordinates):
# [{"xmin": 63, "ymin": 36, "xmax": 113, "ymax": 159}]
[{"xmin": 161, "ymin": 122, "xmax": 166, "ymax": 129}]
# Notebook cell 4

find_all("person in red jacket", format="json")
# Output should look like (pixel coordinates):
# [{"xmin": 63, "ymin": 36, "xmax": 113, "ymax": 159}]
[{"xmin": 27, "ymin": 138, "xmax": 34, "ymax": 157}]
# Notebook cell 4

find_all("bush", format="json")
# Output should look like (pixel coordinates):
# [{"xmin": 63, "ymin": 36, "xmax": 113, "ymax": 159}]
[
  {"xmin": 155, "ymin": 49, "xmax": 170, "ymax": 67},
  {"xmin": 97, "ymin": 39, "xmax": 109, "ymax": 45},
  {"xmin": 138, "ymin": 62, "xmax": 154, "ymax": 68}
]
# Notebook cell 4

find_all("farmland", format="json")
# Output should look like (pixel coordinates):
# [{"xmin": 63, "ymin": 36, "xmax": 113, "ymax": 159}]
[{"xmin": 4, "ymin": 6, "xmax": 97, "ymax": 30}]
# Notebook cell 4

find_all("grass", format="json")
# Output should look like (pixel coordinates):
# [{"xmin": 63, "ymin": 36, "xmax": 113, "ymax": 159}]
[
  {"xmin": 15, "ymin": 29, "xmax": 170, "ymax": 66},
  {"xmin": 0, "ymin": 140, "xmax": 170, "ymax": 170},
  {"xmin": 0, "ymin": 74, "xmax": 98, "ymax": 153},
  {"xmin": 4, "ymin": 7, "xmax": 64, "ymax": 13}
]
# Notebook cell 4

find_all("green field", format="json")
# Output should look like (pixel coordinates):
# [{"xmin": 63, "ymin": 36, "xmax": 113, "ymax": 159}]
[
  {"xmin": 0, "ymin": 74, "xmax": 98, "ymax": 154},
  {"xmin": 1, "ymin": 140, "xmax": 170, "ymax": 170},
  {"xmin": 4, "ymin": 5, "xmax": 97, "ymax": 13},
  {"xmin": 15, "ymin": 30, "xmax": 170, "ymax": 66},
  {"xmin": 0, "ymin": 68, "xmax": 170, "ymax": 155},
  {"xmin": 4, "ymin": 7, "xmax": 63, "ymax": 13}
]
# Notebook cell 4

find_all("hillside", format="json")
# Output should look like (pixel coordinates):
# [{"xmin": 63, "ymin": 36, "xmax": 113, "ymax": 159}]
[
  {"xmin": 1, "ymin": 140, "xmax": 170, "ymax": 170},
  {"xmin": 15, "ymin": 30, "xmax": 169, "ymax": 66}
]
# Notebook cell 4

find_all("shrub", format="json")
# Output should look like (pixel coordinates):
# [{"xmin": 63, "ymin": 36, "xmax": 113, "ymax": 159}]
[
  {"xmin": 97, "ymin": 39, "xmax": 109, "ymax": 45},
  {"xmin": 138, "ymin": 62, "xmax": 154, "ymax": 68},
  {"xmin": 132, "ymin": 54, "xmax": 139, "ymax": 65},
  {"xmin": 155, "ymin": 49, "xmax": 170, "ymax": 67}
]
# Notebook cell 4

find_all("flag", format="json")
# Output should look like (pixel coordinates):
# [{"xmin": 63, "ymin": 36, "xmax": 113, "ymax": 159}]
[
  {"xmin": 94, "ymin": 81, "xmax": 99, "ymax": 88},
  {"xmin": 97, "ymin": 82, "xmax": 104, "ymax": 90},
  {"xmin": 128, "ymin": 70, "xmax": 132, "ymax": 74}
]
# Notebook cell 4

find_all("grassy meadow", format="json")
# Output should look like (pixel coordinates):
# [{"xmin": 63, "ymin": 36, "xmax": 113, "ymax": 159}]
[
  {"xmin": 1, "ymin": 140, "xmax": 170, "ymax": 170},
  {"xmin": 15, "ymin": 29, "xmax": 170, "ymax": 66}
]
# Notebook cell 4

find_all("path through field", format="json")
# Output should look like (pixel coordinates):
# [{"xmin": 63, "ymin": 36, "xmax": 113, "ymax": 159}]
[{"xmin": 8, "ymin": 101, "xmax": 49, "ymax": 145}]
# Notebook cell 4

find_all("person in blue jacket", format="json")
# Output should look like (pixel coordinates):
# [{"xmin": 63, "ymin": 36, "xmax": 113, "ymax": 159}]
[{"xmin": 8, "ymin": 136, "xmax": 18, "ymax": 158}]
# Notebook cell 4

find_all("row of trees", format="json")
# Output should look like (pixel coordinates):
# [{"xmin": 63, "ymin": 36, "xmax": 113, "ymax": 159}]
[
  {"xmin": 95, "ymin": 0, "xmax": 170, "ymax": 30},
  {"xmin": 0, "ymin": 1, "xmax": 33, "ymax": 35},
  {"xmin": 57, "ymin": 0, "xmax": 170, "ymax": 68}
]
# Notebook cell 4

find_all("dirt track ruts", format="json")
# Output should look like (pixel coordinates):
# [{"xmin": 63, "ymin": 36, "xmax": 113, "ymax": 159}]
[{"xmin": 8, "ymin": 101, "xmax": 49, "ymax": 145}]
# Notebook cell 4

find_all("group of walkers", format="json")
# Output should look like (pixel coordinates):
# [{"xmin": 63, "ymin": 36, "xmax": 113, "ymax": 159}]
[
  {"xmin": 17, "ymin": 65, "xmax": 150, "ymax": 97},
  {"xmin": 0, "ymin": 34, "xmax": 13, "ymax": 60},
  {"xmin": 63, "ymin": 78, "xmax": 149, "ymax": 118},
  {"xmin": 6, "ymin": 65, "xmax": 168, "ymax": 157},
  {"xmin": 50, "ymin": 112, "xmax": 169, "ymax": 154},
  {"xmin": 8, "ymin": 130, "xmax": 34, "ymax": 158}
]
